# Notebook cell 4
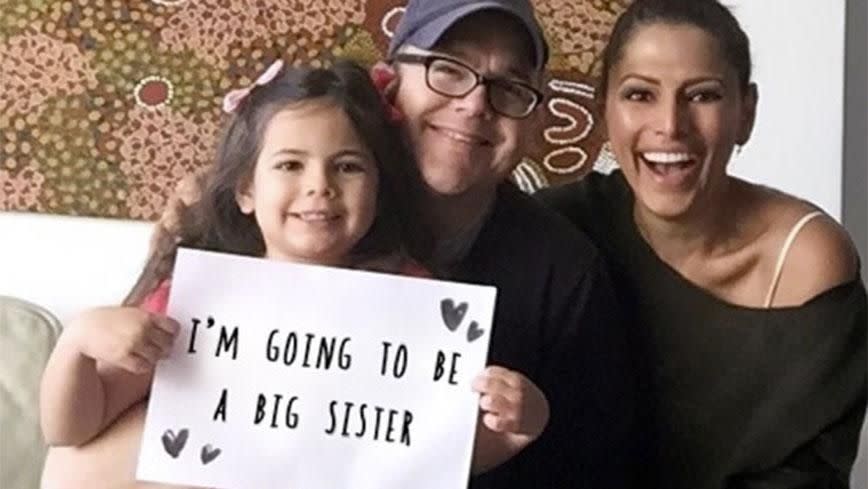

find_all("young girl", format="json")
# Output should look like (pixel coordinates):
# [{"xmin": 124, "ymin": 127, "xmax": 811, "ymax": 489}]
[{"xmin": 40, "ymin": 60, "xmax": 549, "ymax": 487}]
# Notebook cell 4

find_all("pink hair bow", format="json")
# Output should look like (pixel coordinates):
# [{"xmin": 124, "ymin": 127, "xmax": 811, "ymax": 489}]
[{"xmin": 222, "ymin": 60, "xmax": 284, "ymax": 113}]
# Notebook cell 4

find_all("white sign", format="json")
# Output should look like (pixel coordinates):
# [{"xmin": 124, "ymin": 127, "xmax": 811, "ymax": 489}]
[{"xmin": 137, "ymin": 248, "xmax": 496, "ymax": 489}]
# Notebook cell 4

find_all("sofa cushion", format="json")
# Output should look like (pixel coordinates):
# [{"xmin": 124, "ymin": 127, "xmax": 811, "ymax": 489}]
[{"xmin": 0, "ymin": 296, "xmax": 62, "ymax": 489}]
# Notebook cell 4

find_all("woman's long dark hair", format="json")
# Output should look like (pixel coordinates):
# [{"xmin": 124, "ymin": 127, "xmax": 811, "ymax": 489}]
[
  {"xmin": 598, "ymin": 0, "xmax": 753, "ymax": 108},
  {"xmin": 125, "ymin": 60, "xmax": 429, "ymax": 305}
]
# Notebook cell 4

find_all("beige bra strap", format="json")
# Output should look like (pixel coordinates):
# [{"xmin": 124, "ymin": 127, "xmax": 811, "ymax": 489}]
[{"xmin": 764, "ymin": 210, "xmax": 825, "ymax": 307}]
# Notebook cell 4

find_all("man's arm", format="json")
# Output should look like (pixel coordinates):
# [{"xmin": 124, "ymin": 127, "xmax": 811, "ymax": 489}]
[{"xmin": 475, "ymin": 255, "xmax": 648, "ymax": 488}]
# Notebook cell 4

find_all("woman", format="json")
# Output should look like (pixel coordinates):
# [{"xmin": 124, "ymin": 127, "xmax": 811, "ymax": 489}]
[{"xmin": 539, "ymin": 0, "xmax": 867, "ymax": 488}]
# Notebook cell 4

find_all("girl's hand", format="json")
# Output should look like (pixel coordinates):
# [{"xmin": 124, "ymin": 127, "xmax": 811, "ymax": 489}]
[
  {"xmin": 64, "ymin": 306, "xmax": 180, "ymax": 374},
  {"xmin": 470, "ymin": 366, "xmax": 550, "ymax": 474}
]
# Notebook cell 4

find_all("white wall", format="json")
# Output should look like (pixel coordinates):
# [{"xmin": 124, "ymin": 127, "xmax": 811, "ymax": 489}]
[
  {"xmin": 0, "ymin": 213, "xmax": 152, "ymax": 321},
  {"xmin": 728, "ymin": 0, "xmax": 845, "ymax": 219},
  {"xmin": 0, "ymin": 0, "xmax": 851, "ymax": 322}
]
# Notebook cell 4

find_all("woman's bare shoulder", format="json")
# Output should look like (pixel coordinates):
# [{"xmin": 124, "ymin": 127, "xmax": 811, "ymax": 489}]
[{"xmin": 756, "ymin": 187, "xmax": 859, "ymax": 306}]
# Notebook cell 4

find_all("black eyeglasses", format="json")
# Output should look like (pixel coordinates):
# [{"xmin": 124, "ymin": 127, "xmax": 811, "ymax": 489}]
[{"xmin": 392, "ymin": 53, "xmax": 543, "ymax": 119}]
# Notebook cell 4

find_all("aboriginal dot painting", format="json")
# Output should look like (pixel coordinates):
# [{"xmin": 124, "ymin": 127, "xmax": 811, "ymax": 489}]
[{"xmin": 0, "ymin": 0, "xmax": 628, "ymax": 219}]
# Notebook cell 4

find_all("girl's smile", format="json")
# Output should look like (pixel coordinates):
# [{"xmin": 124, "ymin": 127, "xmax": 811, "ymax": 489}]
[{"xmin": 236, "ymin": 100, "xmax": 380, "ymax": 267}]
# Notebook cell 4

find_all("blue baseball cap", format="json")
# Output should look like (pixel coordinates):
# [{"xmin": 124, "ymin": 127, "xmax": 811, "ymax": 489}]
[{"xmin": 387, "ymin": 0, "xmax": 549, "ymax": 71}]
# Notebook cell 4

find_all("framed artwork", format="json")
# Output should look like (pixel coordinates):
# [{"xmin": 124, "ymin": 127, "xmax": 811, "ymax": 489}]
[{"xmin": 0, "ymin": 0, "xmax": 627, "ymax": 220}]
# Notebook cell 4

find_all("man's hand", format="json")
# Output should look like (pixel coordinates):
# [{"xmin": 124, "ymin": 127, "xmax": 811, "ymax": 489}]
[
  {"xmin": 470, "ymin": 365, "xmax": 550, "ymax": 474},
  {"xmin": 149, "ymin": 169, "xmax": 209, "ymax": 255}
]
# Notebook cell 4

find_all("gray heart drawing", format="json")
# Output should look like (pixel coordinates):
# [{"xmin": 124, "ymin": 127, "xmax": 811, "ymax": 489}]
[
  {"xmin": 201, "ymin": 444, "xmax": 222, "ymax": 465},
  {"xmin": 161, "ymin": 428, "xmax": 189, "ymax": 459},
  {"xmin": 466, "ymin": 321, "xmax": 485, "ymax": 343},
  {"xmin": 440, "ymin": 299, "xmax": 468, "ymax": 331}
]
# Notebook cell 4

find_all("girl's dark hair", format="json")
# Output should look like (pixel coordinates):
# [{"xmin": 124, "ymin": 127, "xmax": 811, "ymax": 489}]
[
  {"xmin": 598, "ymin": 0, "xmax": 752, "ymax": 106},
  {"xmin": 125, "ymin": 60, "xmax": 429, "ymax": 305}
]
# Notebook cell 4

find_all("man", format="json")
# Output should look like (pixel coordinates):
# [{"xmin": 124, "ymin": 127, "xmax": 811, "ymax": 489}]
[
  {"xmin": 380, "ymin": 1, "xmax": 643, "ymax": 487},
  {"xmin": 110, "ymin": 1, "xmax": 642, "ymax": 486}
]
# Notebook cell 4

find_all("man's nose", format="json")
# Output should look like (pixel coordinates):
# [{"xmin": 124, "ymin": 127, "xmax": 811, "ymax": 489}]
[{"xmin": 452, "ymin": 83, "xmax": 491, "ymax": 118}]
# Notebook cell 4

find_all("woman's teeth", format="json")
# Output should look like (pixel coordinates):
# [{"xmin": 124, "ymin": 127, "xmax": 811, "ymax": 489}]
[
  {"xmin": 639, "ymin": 152, "xmax": 697, "ymax": 179},
  {"xmin": 642, "ymin": 152, "xmax": 693, "ymax": 164}
]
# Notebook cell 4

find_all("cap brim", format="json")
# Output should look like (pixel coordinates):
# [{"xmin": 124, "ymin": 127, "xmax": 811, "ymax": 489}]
[{"xmin": 390, "ymin": 2, "xmax": 546, "ymax": 70}]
